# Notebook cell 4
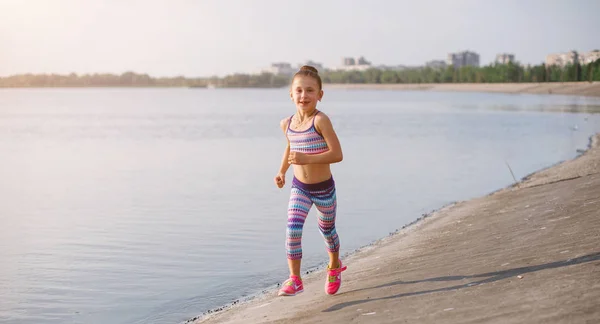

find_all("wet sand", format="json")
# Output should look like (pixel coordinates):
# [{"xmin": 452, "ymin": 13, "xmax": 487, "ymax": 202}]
[
  {"xmin": 191, "ymin": 134, "xmax": 600, "ymax": 324},
  {"xmin": 325, "ymin": 82, "xmax": 600, "ymax": 97}
]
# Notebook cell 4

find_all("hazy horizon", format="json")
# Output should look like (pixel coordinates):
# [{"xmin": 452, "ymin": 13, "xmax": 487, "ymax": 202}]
[{"xmin": 1, "ymin": 0, "xmax": 599, "ymax": 78}]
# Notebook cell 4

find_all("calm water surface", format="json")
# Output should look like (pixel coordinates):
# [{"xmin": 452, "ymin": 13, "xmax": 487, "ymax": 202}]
[{"xmin": 1, "ymin": 88, "xmax": 599, "ymax": 324}]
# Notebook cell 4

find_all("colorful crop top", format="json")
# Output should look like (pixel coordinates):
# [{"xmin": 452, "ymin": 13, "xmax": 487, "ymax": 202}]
[{"xmin": 286, "ymin": 111, "xmax": 329, "ymax": 155}]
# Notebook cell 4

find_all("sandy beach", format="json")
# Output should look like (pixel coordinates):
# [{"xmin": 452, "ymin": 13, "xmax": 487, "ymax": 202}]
[
  {"xmin": 325, "ymin": 82, "xmax": 600, "ymax": 97},
  {"xmin": 191, "ymin": 133, "xmax": 600, "ymax": 324}
]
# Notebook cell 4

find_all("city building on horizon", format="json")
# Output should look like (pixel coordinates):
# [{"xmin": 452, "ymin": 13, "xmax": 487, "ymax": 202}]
[
  {"xmin": 342, "ymin": 57, "xmax": 356, "ymax": 66},
  {"xmin": 261, "ymin": 62, "xmax": 295, "ymax": 76},
  {"xmin": 546, "ymin": 50, "xmax": 600, "ymax": 67},
  {"xmin": 545, "ymin": 51, "xmax": 578, "ymax": 67},
  {"xmin": 259, "ymin": 60, "xmax": 324, "ymax": 76},
  {"xmin": 335, "ymin": 56, "xmax": 372, "ymax": 71},
  {"xmin": 495, "ymin": 53, "xmax": 515, "ymax": 64},
  {"xmin": 257, "ymin": 48, "xmax": 600, "ymax": 77},
  {"xmin": 581, "ymin": 50, "xmax": 600, "ymax": 64},
  {"xmin": 447, "ymin": 51, "xmax": 480, "ymax": 68},
  {"xmin": 300, "ymin": 60, "xmax": 324, "ymax": 72}
]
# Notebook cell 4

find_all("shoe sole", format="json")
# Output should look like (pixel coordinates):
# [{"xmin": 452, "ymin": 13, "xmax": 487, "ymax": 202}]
[
  {"xmin": 278, "ymin": 289, "xmax": 304, "ymax": 296},
  {"xmin": 325, "ymin": 287, "xmax": 340, "ymax": 295}
]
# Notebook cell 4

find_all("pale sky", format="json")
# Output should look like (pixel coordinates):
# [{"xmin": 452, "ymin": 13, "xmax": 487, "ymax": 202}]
[{"xmin": 1, "ymin": 0, "xmax": 599, "ymax": 77}]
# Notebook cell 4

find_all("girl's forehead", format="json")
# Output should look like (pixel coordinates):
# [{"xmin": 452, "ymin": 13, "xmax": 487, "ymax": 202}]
[{"xmin": 292, "ymin": 77, "xmax": 319, "ymax": 88}]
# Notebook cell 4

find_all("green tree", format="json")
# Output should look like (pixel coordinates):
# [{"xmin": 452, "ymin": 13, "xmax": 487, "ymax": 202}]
[
  {"xmin": 380, "ymin": 70, "xmax": 400, "ymax": 83},
  {"xmin": 364, "ymin": 68, "xmax": 382, "ymax": 83}
]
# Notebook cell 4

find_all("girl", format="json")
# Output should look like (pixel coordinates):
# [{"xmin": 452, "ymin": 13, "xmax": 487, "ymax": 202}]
[{"xmin": 274, "ymin": 65, "xmax": 346, "ymax": 296}]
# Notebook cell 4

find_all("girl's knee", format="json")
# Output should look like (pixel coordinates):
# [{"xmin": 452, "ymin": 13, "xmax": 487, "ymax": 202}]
[{"xmin": 319, "ymin": 222, "xmax": 336, "ymax": 235}]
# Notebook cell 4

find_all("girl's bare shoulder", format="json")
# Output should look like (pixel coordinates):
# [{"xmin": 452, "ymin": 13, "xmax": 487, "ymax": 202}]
[
  {"xmin": 314, "ymin": 111, "xmax": 333, "ymax": 126},
  {"xmin": 280, "ymin": 116, "xmax": 291, "ymax": 132}
]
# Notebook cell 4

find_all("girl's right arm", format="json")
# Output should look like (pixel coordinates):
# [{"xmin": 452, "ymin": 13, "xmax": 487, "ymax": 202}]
[
  {"xmin": 278, "ymin": 144, "xmax": 291, "ymax": 175},
  {"xmin": 274, "ymin": 118, "xmax": 291, "ymax": 188}
]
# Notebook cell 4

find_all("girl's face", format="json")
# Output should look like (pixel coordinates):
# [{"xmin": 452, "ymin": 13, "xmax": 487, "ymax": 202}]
[{"xmin": 290, "ymin": 75, "xmax": 323, "ymax": 111}]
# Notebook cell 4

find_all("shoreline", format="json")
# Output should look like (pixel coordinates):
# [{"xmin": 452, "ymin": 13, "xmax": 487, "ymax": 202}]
[
  {"xmin": 325, "ymin": 81, "xmax": 600, "ymax": 97},
  {"xmin": 188, "ymin": 132, "xmax": 600, "ymax": 324},
  {"xmin": 3, "ymin": 82, "xmax": 600, "ymax": 98}
]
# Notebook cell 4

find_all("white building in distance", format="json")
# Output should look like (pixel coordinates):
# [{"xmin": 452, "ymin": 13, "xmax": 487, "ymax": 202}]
[
  {"xmin": 261, "ymin": 62, "xmax": 295, "ymax": 76},
  {"xmin": 545, "ymin": 50, "xmax": 600, "ymax": 67},
  {"xmin": 545, "ymin": 51, "xmax": 578, "ymax": 67},
  {"xmin": 335, "ymin": 56, "xmax": 372, "ymax": 71},
  {"xmin": 495, "ymin": 53, "xmax": 515, "ymax": 64},
  {"xmin": 260, "ymin": 60, "xmax": 325, "ymax": 76},
  {"xmin": 298, "ymin": 60, "xmax": 324, "ymax": 72},
  {"xmin": 580, "ymin": 50, "xmax": 600, "ymax": 65}
]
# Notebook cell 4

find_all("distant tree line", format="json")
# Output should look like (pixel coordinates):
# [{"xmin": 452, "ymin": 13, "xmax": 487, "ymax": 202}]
[
  {"xmin": 1, "ymin": 60, "xmax": 599, "ymax": 88},
  {"xmin": 321, "ymin": 59, "xmax": 600, "ymax": 84},
  {"xmin": 209, "ymin": 73, "xmax": 290, "ymax": 88},
  {"xmin": 0, "ymin": 71, "xmax": 289, "ymax": 88},
  {"xmin": 0, "ymin": 72, "xmax": 202, "ymax": 88}
]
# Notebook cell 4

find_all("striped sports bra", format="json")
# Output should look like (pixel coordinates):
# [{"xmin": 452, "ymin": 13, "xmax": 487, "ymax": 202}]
[{"xmin": 286, "ymin": 111, "xmax": 329, "ymax": 154}]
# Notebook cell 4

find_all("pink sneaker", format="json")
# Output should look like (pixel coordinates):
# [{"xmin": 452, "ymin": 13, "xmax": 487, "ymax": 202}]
[
  {"xmin": 325, "ymin": 260, "xmax": 347, "ymax": 295},
  {"xmin": 278, "ymin": 275, "xmax": 304, "ymax": 296}
]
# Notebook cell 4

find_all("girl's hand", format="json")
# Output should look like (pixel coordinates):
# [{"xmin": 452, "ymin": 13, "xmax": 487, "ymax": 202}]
[
  {"xmin": 274, "ymin": 173, "xmax": 285, "ymax": 188},
  {"xmin": 288, "ymin": 151, "xmax": 309, "ymax": 165}
]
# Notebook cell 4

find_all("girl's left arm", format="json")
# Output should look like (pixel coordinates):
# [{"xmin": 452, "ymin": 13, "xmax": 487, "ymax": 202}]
[{"xmin": 306, "ymin": 113, "xmax": 343, "ymax": 164}]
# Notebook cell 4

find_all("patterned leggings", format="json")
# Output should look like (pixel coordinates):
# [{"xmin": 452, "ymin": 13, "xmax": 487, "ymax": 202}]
[{"xmin": 286, "ymin": 176, "xmax": 340, "ymax": 260}]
